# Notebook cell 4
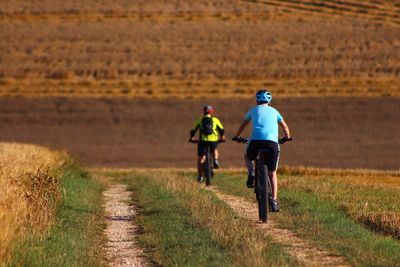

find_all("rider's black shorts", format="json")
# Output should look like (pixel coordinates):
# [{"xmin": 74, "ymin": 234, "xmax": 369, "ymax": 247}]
[
  {"xmin": 247, "ymin": 140, "xmax": 280, "ymax": 171},
  {"xmin": 198, "ymin": 141, "xmax": 218, "ymax": 156}
]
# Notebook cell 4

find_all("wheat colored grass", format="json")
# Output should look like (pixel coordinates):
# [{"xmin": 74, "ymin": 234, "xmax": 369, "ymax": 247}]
[{"xmin": 0, "ymin": 142, "xmax": 68, "ymax": 263}]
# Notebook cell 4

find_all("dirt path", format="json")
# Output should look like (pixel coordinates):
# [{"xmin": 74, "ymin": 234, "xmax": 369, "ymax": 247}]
[
  {"xmin": 209, "ymin": 187, "xmax": 349, "ymax": 266},
  {"xmin": 103, "ymin": 184, "xmax": 147, "ymax": 267}
]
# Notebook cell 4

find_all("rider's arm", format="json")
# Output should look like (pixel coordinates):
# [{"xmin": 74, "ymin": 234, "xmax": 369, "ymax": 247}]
[
  {"xmin": 190, "ymin": 128, "xmax": 197, "ymax": 138},
  {"xmin": 214, "ymin": 118, "xmax": 225, "ymax": 141},
  {"xmin": 216, "ymin": 126, "xmax": 225, "ymax": 135},
  {"xmin": 279, "ymin": 119, "xmax": 291, "ymax": 139},
  {"xmin": 217, "ymin": 127, "xmax": 225, "ymax": 141},
  {"xmin": 190, "ymin": 119, "xmax": 201, "ymax": 140},
  {"xmin": 234, "ymin": 119, "xmax": 250, "ymax": 138}
]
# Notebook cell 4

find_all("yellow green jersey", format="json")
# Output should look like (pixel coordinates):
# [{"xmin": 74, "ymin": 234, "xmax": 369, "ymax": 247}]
[{"xmin": 192, "ymin": 115, "xmax": 224, "ymax": 142}]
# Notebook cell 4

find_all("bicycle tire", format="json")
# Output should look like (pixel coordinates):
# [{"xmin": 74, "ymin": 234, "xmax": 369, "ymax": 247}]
[
  {"xmin": 258, "ymin": 155, "xmax": 269, "ymax": 223},
  {"xmin": 254, "ymin": 159, "xmax": 260, "ymax": 201},
  {"xmin": 267, "ymin": 174, "xmax": 272, "ymax": 211},
  {"xmin": 204, "ymin": 148, "xmax": 212, "ymax": 186}
]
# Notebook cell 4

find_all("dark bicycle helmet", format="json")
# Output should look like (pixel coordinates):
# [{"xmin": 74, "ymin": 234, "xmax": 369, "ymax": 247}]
[
  {"xmin": 256, "ymin": 89, "xmax": 272, "ymax": 103},
  {"xmin": 203, "ymin": 105, "xmax": 214, "ymax": 115}
]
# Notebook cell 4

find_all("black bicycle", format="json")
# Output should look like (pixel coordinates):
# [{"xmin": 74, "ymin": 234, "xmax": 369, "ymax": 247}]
[
  {"xmin": 233, "ymin": 136, "xmax": 292, "ymax": 223},
  {"xmin": 189, "ymin": 140, "xmax": 224, "ymax": 186}
]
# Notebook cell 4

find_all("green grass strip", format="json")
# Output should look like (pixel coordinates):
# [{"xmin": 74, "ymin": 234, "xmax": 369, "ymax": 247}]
[
  {"xmin": 213, "ymin": 171, "xmax": 400, "ymax": 266},
  {"xmin": 11, "ymin": 165, "xmax": 106, "ymax": 267},
  {"xmin": 120, "ymin": 173, "xmax": 233, "ymax": 266},
  {"xmin": 114, "ymin": 170, "xmax": 297, "ymax": 267}
]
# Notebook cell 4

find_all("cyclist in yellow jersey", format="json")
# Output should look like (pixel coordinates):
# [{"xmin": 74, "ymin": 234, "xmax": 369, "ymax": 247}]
[{"xmin": 190, "ymin": 105, "xmax": 225, "ymax": 182}]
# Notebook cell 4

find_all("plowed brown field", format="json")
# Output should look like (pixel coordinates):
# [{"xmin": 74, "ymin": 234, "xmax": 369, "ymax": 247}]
[{"xmin": 1, "ymin": 96, "xmax": 398, "ymax": 170}]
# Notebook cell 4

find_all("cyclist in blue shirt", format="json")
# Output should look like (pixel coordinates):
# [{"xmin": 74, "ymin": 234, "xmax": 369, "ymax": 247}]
[{"xmin": 233, "ymin": 90, "xmax": 291, "ymax": 212}]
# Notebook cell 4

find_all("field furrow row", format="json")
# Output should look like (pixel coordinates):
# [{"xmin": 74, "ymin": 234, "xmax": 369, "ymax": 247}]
[{"xmin": 244, "ymin": 0, "xmax": 400, "ymax": 25}]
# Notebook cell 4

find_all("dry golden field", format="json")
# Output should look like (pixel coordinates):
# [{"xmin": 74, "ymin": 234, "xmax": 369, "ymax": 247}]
[
  {"xmin": 277, "ymin": 166, "xmax": 400, "ymax": 239},
  {"xmin": 0, "ymin": 143, "xmax": 67, "ymax": 263},
  {"xmin": 1, "ymin": 0, "xmax": 399, "ymax": 97}
]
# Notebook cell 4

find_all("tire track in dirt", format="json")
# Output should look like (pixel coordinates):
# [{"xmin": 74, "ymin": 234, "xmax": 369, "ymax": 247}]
[
  {"xmin": 243, "ymin": 0, "xmax": 400, "ymax": 25},
  {"xmin": 208, "ymin": 187, "xmax": 349, "ymax": 266},
  {"xmin": 103, "ymin": 184, "xmax": 147, "ymax": 267}
]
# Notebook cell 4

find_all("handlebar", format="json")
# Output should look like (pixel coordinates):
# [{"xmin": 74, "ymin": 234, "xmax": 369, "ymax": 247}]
[
  {"xmin": 278, "ymin": 136, "xmax": 293, "ymax": 144},
  {"xmin": 189, "ymin": 139, "xmax": 226, "ymax": 144},
  {"xmin": 232, "ymin": 136, "xmax": 248, "ymax": 143},
  {"xmin": 232, "ymin": 136, "xmax": 293, "ymax": 144}
]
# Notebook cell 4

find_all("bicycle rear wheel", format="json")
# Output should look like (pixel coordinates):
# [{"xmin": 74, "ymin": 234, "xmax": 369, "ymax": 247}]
[
  {"xmin": 254, "ymin": 160, "xmax": 260, "ymax": 200},
  {"xmin": 267, "ymin": 174, "xmax": 272, "ymax": 211},
  {"xmin": 204, "ymin": 148, "xmax": 212, "ymax": 186},
  {"xmin": 257, "ymin": 156, "xmax": 269, "ymax": 223}
]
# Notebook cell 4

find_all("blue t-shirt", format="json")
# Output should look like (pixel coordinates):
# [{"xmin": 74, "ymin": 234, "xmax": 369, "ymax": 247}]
[{"xmin": 244, "ymin": 105, "xmax": 283, "ymax": 143}]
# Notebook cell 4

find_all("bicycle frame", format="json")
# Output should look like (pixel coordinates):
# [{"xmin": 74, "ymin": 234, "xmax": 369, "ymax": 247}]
[
  {"xmin": 233, "ymin": 136, "xmax": 291, "ymax": 223},
  {"xmin": 189, "ymin": 139, "xmax": 221, "ymax": 186}
]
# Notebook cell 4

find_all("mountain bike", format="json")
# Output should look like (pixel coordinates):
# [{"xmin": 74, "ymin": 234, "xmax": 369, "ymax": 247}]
[
  {"xmin": 233, "ymin": 136, "xmax": 292, "ymax": 223},
  {"xmin": 189, "ymin": 140, "xmax": 224, "ymax": 186}
]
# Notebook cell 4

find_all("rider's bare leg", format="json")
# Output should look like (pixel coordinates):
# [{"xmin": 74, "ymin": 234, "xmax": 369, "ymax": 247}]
[
  {"xmin": 268, "ymin": 170, "xmax": 278, "ymax": 200},
  {"xmin": 213, "ymin": 148, "xmax": 219, "ymax": 160},
  {"xmin": 197, "ymin": 155, "xmax": 206, "ymax": 177}
]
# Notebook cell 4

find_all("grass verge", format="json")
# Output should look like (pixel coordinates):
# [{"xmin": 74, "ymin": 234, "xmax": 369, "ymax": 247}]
[
  {"xmin": 106, "ymin": 169, "xmax": 297, "ymax": 267},
  {"xmin": 10, "ymin": 165, "xmax": 106, "ymax": 267},
  {"xmin": 123, "ymin": 172, "xmax": 232, "ymax": 266},
  {"xmin": 211, "ymin": 169, "xmax": 400, "ymax": 266},
  {"xmin": 0, "ymin": 143, "xmax": 68, "ymax": 263}
]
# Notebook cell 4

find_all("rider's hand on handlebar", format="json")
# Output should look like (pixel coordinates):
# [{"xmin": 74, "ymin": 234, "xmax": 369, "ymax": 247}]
[
  {"xmin": 232, "ymin": 136, "xmax": 248, "ymax": 143},
  {"xmin": 220, "ymin": 136, "xmax": 226, "ymax": 142},
  {"xmin": 278, "ymin": 136, "xmax": 293, "ymax": 144}
]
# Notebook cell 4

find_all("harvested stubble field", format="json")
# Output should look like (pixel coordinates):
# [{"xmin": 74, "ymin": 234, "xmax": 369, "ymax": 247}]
[
  {"xmin": 1, "ymin": 0, "xmax": 400, "ymax": 97},
  {"xmin": 0, "ymin": 96, "xmax": 399, "ymax": 170}
]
